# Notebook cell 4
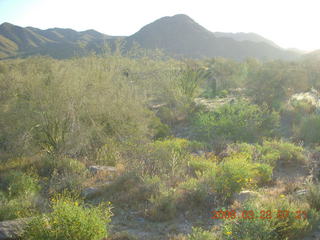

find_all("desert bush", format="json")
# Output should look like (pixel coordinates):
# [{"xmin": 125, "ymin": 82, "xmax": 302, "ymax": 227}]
[
  {"xmin": 281, "ymin": 99, "xmax": 316, "ymax": 129},
  {"xmin": 55, "ymin": 157, "xmax": 87, "ymax": 175},
  {"xmin": 188, "ymin": 227, "xmax": 219, "ymax": 240},
  {"xmin": 149, "ymin": 116, "xmax": 171, "ymax": 140},
  {"xmin": 296, "ymin": 115, "xmax": 320, "ymax": 144},
  {"xmin": 192, "ymin": 101, "xmax": 279, "ymax": 142},
  {"xmin": 37, "ymin": 157, "xmax": 87, "ymax": 195},
  {"xmin": 188, "ymin": 155, "xmax": 217, "ymax": 174},
  {"xmin": 146, "ymin": 188, "xmax": 177, "ymax": 221},
  {"xmin": 223, "ymin": 195, "xmax": 319, "ymax": 240},
  {"xmin": 101, "ymin": 172, "xmax": 162, "ymax": 206},
  {"xmin": 23, "ymin": 194, "xmax": 112, "ymax": 240},
  {"xmin": 96, "ymin": 138, "xmax": 122, "ymax": 166},
  {"xmin": 214, "ymin": 153, "xmax": 272, "ymax": 202},
  {"xmin": 306, "ymin": 183, "xmax": 320, "ymax": 211},
  {"xmin": 144, "ymin": 138, "xmax": 192, "ymax": 176},
  {"xmin": 181, "ymin": 152, "xmax": 272, "ymax": 205},
  {"xmin": 177, "ymin": 177, "xmax": 213, "ymax": 208},
  {"xmin": 0, "ymin": 56, "xmax": 154, "ymax": 160},
  {"xmin": 246, "ymin": 61, "xmax": 295, "ymax": 110},
  {"xmin": 0, "ymin": 171, "xmax": 40, "ymax": 221},
  {"xmin": 253, "ymin": 164, "xmax": 273, "ymax": 185},
  {"xmin": 0, "ymin": 197, "xmax": 38, "ymax": 221},
  {"xmin": 225, "ymin": 140, "xmax": 306, "ymax": 166},
  {"xmin": 2, "ymin": 170, "xmax": 40, "ymax": 198},
  {"xmin": 260, "ymin": 139, "xmax": 306, "ymax": 166},
  {"xmin": 107, "ymin": 231, "xmax": 138, "ymax": 240},
  {"xmin": 47, "ymin": 170, "xmax": 86, "ymax": 196}
]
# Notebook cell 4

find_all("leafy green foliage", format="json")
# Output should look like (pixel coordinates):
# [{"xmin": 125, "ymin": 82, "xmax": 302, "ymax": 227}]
[
  {"xmin": 0, "ymin": 171, "xmax": 40, "ymax": 220},
  {"xmin": 306, "ymin": 183, "xmax": 320, "ymax": 211},
  {"xmin": 296, "ymin": 115, "xmax": 320, "ymax": 144},
  {"xmin": 246, "ymin": 61, "xmax": 310, "ymax": 110},
  {"xmin": 223, "ymin": 195, "xmax": 319, "ymax": 240},
  {"xmin": 146, "ymin": 188, "xmax": 177, "ymax": 221},
  {"xmin": 260, "ymin": 140, "xmax": 306, "ymax": 165},
  {"xmin": 214, "ymin": 154, "xmax": 272, "ymax": 202},
  {"xmin": 193, "ymin": 101, "xmax": 279, "ymax": 142},
  {"xmin": 23, "ymin": 195, "xmax": 112, "ymax": 240},
  {"xmin": 188, "ymin": 155, "xmax": 217, "ymax": 174},
  {"xmin": 188, "ymin": 227, "xmax": 218, "ymax": 240},
  {"xmin": 143, "ymin": 138, "xmax": 192, "ymax": 176}
]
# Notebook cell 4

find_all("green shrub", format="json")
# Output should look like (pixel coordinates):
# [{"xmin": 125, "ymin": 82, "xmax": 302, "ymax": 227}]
[
  {"xmin": 214, "ymin": 153, "xmax": 269, "ymax": 202},
  {"xmin": 3, "ymin": 171, "xmax": 40, "ymax": 198},
  {"xmin": 149, "ymin": 116, "xmax": 171, "ymax": 140},
  {"xmin": 23, "ymin": 195, "xmax": 112, "ymax": 240},
  {"xmin": 253, "ymin": 163, "xmax": 273, "ymax": 185},
  {"xmin": 145, "ymin": 138, "xmax": 192, "ymax": 176},
  {"xmin": 55, "ymin": 157, "xmax": 87, "ymax": 175},
  {"xmin": 96, "ymin": 138, "xmax": 122, "ymax": 166},
  {"xmin": 306, "ymin": 183, "xmax": 320, "ymax": 211},
  {"xmin": 192, "ymin": 101, "xmax": 279, "ymax": 142},
  {"xmin": 224, "ymin": 143, "xmax": 258, "ymax": 159},
  {"xmin": 178, "ymin": 177, "xmax": 212, "ymax": 208},
  {"xmin": 45, "ymin": 157, "xmax": 88, "ymax": 195},
  {"xmin": 183, "ymin": 153, "xmax": 272, "ymax": 205},
  {"xmin": 224, "ymin": 140, "xmax": 305, "ymax": 167},
  {"xmin": 0, "ymin": 197, "xmax": 38, "ymax": 221},
  {"xmin": 108, "ymin": 231, "xmax": 138, "ymax": 240},
  {"xmin": 297, "ymin": 115, "xmax": 320, "ymax": 144},
  {"xmin": 188, "ymin": 155, "xmax": 217, "ymax": 174},
  {"xmin": 101, "ymin": 172, "xmax": 162, "ymax": 205},
  {"xmin": 218, "ymin": 89, "xmax": 228, "ymax": 98},
  {"xmin": 188, "ymin": 227, "xmax": 219, "ymax": 240},
  {"xmin": 260, "ymin": 140, "xmax": 306, "ymax": 166},
  {"xmin": 223, "ymin": 195, "xmax": 319, "ymax": 240},
  {"xmin": 0, "ymin": 171, "xmax": 40, "ymax": 221},
  {"xmin": 146, "ymin": 188, "xmax": 177, "ymax": 221},
  {"xmin": 281, "ymin": 99, "xmax": 315, "ymax": 129}
]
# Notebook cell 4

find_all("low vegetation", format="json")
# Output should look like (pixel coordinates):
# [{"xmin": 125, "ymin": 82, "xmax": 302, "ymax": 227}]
[{"xmin": 0, "ymin": 51, "xmax": 320, "ymax": 239}]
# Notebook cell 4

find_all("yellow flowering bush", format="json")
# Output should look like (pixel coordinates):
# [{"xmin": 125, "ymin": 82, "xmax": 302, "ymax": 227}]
[
  {"xmin": 23, "ymin": 195, "xmax": 112, "ymax": 240},
  {"xmin": 214, "ymin": 153, "xmax": 272, "ymax": 203}
]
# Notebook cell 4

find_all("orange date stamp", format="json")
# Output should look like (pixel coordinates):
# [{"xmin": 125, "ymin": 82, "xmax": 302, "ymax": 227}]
[{"xmin": 211, "ymin": 209, "xmax": 308, "ymax": 220}]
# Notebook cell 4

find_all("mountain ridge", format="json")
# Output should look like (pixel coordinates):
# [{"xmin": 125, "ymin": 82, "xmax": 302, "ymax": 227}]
[{"xmin": 0, "ymin": 15, "xmax": 305, "ymax": 60}]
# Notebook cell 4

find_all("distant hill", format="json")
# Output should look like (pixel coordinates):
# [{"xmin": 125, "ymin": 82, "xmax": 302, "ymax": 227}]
[
  {"xmin": 0, "ymin": 22, "xmax": 112, "ymax": 59},
  {"xmin": 126, "ymin": 14, "xmax": 300, "ymax": 60},
  {"xmin": 304, "ymin": 49, "xmax": 320, "ymax": 60},
  {"xmin": 0, "ymin": 15, "xmax": 302, "ymax": 60},
  {"xmin": 213, "ymin": 32, "xmax": 280, "ymax": 48}
]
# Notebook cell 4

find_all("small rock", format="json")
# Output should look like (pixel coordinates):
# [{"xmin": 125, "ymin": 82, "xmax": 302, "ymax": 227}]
[
  {"xmin": 196, "ymin": 150, "xmax": 204, "ymax": 156},
  {"xmin": 233, "ymin": 190, "xmax": 260, "ymax": 204},
  {"xmin": 295, "ymin": 189, "xmax": 308, "ymax": 196},
  {"xmin": 136, "ymin": 217, "xmax": 145, "ymax": 223},
  {"xmin": 88, "ymin": 165, "xmax": 117, "ymax": 175},
  {"xmin": 0, "ymin": 218, "xmax": 31, "ymax": 240},
  {"xmin": 81, "ymin": 187, "xmax": 103, "ymax": 199}
]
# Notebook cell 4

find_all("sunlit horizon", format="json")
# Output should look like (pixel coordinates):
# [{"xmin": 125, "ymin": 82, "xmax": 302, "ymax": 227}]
[{"xmin": 1, "ymin": 0, "xmax": 319, "ymax": 52}]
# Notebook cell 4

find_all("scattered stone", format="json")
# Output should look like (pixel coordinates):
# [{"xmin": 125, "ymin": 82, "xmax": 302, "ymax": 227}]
[
  {"xmin": 82, "ymin": 187, "xmax": 104, "ymax": 199},
  {"xmin": 233, "ymin": 190, "xmax": 260, "ymax": 204},
  {"xmin": 89, "ymin": 165, "xmax": 117, "ymax": 175},
  {"xmin": 196, "ymin": 150, "xmax": 204, "ymax": 156},
  {"xmin": 82, "ymin": 181, "xmax": 113, "ymax": 199},
  {"xmin": 0, "ymin": 218, "xmax": 31, "ymax": 240},
  {"xmin": 136, "ymin": 218, "xmax": 145, "ymax": 223},
  {"xmin": 295, "ymin": 189, "xmax": 308, "ymax": 196}
]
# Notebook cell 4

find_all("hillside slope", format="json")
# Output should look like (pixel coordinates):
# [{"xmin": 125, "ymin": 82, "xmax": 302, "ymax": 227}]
[
  {"xmin": 0, "ymin": 15, "xmax": 301, "ymax": 60},
  {"xmin": 126, "ymin": 14, "xmax": 300, "ymax": 60}
]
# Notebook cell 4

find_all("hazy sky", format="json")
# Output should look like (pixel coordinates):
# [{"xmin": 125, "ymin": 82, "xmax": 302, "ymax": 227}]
[{"xmin": 0, "ymin": 0, "xmax": 319, "ymax": 52}]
